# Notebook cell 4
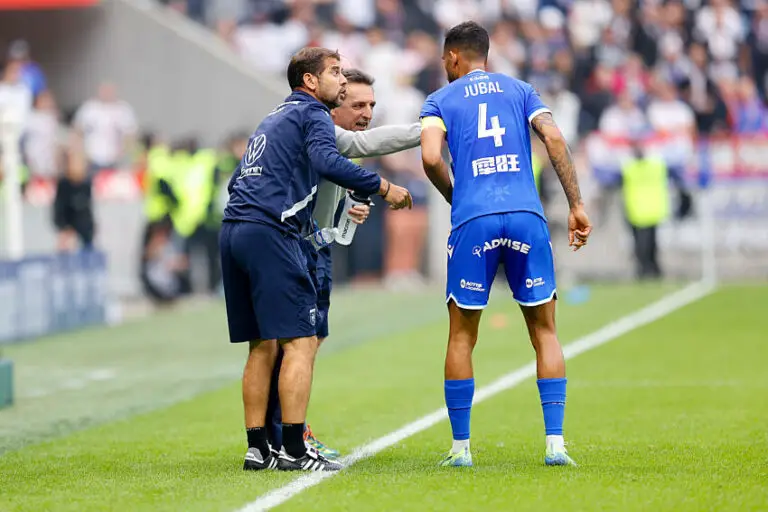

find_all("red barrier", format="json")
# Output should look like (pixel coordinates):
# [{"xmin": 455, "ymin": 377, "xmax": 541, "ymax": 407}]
[{"xmin": 0, "ymin": 0, "xmax": 97, "ymax": 9}]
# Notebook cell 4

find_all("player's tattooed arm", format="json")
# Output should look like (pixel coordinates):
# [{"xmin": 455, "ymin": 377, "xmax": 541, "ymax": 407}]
[
  {"xmin": 530, "ymin": 112, "xmax": 582, "ymax": 209},
  {"xmin": 420, "ymin": 126, "xmax": 453, "ymax": 204},
  {"xmin": 531, "ymin": 112, "xmax": 592, "ymax": 251}
]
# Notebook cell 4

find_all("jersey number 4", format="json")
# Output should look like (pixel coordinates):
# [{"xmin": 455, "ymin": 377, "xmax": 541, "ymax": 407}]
[{"xmin": 477, "ymin": 103, "xmax": 506, "ymax": 147}]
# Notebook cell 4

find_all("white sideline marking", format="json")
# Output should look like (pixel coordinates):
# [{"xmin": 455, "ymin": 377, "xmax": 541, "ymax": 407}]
[
  {"xmin": 21, "ymin": 368, "xmax": 118, "ymax": 398},
  {"xmin": 237, "ymin": 281, "xmax": 715, "ymax": 512}
]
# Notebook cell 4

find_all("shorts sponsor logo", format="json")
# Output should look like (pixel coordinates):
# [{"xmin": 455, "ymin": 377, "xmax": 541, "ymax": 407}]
[
  {"xmin": 474, "ymin": 239, "xmax": 531, "ymax": 256},
  {"xmin": 309, "ymin": 307, "xmax": 317, "ymax": 326},
  {"xmin": 525, "ymin": 277, "xmax": 545, "ymax": 289},
  {"xmin": 460, "ymin": 278, "xmax": 485, "ymax": 292}
]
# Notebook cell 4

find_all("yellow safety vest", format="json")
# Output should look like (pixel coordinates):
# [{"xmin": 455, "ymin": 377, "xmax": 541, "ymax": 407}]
[
  {"xmin": 621, "ymin": 156, "xmax": 670, "ymax": 228},
  {"xmin": 0, "ymin": 164, "xmax": 29, "ymax": 197},
  {"xmin": 532, "ymin": 154, "xmax": 543, "ymax": 193},
  {"xmin": 143, "ymin": 145, "xmax": 173, "ymax": 222},
  {"xmin": 169, "ymin": 149, "xmax": 218, "ymax": 238}
]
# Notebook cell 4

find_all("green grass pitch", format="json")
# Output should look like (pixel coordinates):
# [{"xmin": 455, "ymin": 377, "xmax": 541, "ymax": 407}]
[{"xmin": 0, "ymin": 283, "xmax": 766, "ymax": 511}]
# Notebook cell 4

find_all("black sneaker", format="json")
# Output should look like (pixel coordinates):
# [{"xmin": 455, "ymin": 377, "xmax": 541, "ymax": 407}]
[
  {"xmin": 243, "ymin": 447, "xmax": 279, "ymax": 471},
  {"xmin": 276, "ymin": 446, "xmax": 343, "ymax": 472}
]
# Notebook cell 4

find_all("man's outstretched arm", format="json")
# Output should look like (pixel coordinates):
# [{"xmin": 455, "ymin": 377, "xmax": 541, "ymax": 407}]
[
  {"xmin": 335, "ymin": 123, "xmax": 421, "ymax": 158},
  {"xmin": 530, "ymin": 112, "xmax": 592, "ymax": 250},
  {"xmin": 420, "ymin": 123, "xmax": 453, "ymax": 205}
]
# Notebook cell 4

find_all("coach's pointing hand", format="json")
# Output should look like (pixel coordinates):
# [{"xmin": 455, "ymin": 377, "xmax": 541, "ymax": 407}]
[{"xmin": 379, "ymin": 178, "xmax": 413, "ymax": 210}]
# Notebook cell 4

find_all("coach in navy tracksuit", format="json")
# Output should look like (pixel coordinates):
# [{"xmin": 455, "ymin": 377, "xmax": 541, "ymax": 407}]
[{"xmin": 220, "ymin": 47, "xmax": 412, "ymax": 472}]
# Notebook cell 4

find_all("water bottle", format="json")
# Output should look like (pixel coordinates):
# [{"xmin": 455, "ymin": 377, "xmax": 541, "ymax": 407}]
[
  {"xmin": 335, "ymin": 191, "xmax": 371, "ymax": 246},
  {"xmin": 306, "ymin": 227, "xmax": 338, "ymax": 251}
]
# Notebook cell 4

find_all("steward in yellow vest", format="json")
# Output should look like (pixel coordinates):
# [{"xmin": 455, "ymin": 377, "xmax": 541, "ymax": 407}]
[
  {"xmin": 168, "ymin": 144, "xmax": 220, "ymax": 294},
  {"xmin": 143, "ymin": 144, "xmax": 176, "ymax": 226},
  {"xmin": 621, "ymin": 154, "xmax": 669, "ymax": 229},
  {"xmin": 621, "ymin": 148, "xmax": 669, "ymax": 280}
]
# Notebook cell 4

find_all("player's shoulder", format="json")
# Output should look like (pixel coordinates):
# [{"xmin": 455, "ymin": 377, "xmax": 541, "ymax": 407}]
[
  {"xmin": 490, "ymin": 73, "xmax": 537, "ymax": 97},
  {"xmin": 424, "ymin": 83, "xmax": 454, "ymax": 105}
]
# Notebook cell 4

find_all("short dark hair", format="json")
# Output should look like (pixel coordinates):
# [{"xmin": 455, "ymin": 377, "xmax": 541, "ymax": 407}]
[
  {"xmin": 444, "ymin": 21, "xmax": 490, "ymax": 59},
  {"xmin": 286, "ymin": 47, "xmax": 341, "ymax": 90},
  {"xmin": 342, "ymin": 68, "xmax": 375, "ymax": 86}
]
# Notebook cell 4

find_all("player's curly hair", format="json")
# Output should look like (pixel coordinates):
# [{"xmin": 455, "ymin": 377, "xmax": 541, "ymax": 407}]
[
  {"xmin": 444, "ymin": 21, "xmax": 490, "ymax": 59},
  {"xmin": 287, "ymin": 47, "xmax": 342, "ymax": 90}
]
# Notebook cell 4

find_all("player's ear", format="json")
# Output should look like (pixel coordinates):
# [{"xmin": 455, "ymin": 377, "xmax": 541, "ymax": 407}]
[{"xmin": 303, "ymin": 72, "xmax": 317, "ymax": 91}]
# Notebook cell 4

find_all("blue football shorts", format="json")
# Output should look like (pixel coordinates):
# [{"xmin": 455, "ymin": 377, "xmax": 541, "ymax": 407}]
[
  {"xmin": 220, "ymin": 221, "xmax": 318, "ymax": 342},
  {"xmin": 446, "ymin": 211, "xmax": 557, "ymax": 309}
]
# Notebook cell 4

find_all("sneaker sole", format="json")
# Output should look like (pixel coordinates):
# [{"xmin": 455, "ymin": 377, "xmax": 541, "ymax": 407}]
[
  {"xmin": 243, "ymin": 458, "xmax": 278, "ymax": 471},
  {"xmin": 545, "ymin": 456, "xmax": 577, "ymax": 467}
]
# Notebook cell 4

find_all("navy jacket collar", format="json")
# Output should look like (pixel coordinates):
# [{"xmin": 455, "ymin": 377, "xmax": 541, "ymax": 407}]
[{"xmin": 287, "ymin": 90, "xmax": 330, "ymax": 112}]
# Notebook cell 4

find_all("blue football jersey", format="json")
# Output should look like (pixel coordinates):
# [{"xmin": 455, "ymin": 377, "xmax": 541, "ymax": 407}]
[{"xmin": 420, "ymin": 70, "xmax": 550, "ymax": 230}]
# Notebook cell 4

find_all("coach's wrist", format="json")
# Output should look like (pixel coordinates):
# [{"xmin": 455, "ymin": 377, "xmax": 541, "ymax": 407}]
[{"xmin": 378, "ymin": 178, "xmax": 391, "ymax": 198}]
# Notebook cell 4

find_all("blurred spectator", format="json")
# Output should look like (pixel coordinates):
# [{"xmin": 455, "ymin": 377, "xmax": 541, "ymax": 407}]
[
  {"xmin": 679, "ymin": 43, "xmax": 730, "ymax": 134},
  {"xmin": 569, "ymin": 0, "xmax": 613, "ymax": 48},
  {"xmin": 594, "ymin": 26, "xmax": 627, "ymax": 70},
  {"xmin": 732, "ymin": 76, "xmax": 767, "ymax": 133},
  {"xmin": 579, "ymin": 64, "xmax": 616, "ymax": 134},
  {"xmin": 336, "ymin": 0, "xmax": 376, "ymax": 29},
  {"xmin": 375, "ymin": 0, "xmax": 408, "ymax": 44},
  {"xmin": 598, "ymin": 90, "xmax": 648, "ymax": 139},
  {"xmin": 694, "ymin": 0, "xmax": 745, "ymax": 64},
  {"xmin": 234, "ymin": 2, "xmax": 313, "ymax": 73},
  {"xmin": 488, "ymin": 21, "xmax": 526, "ymax": 78},
  {"xmin": 631, "ymin": 1, "xmax": 663, "ymax": 67},
  {"xmin": 140, "ymin": 218, "xmax": 189, "ymax": 305},
  {"xmin": 749, "ymin": 1, "xmax": 768, "ymax": 99},
  {"xmin": 7, "ymin": 39, "xmax": 47, "ymax": 100},
  {"xmin": 23, "ymin": 90, "xmax": 65, "ymax": 179},
  {"xmin": 647, "ymin": 77, "xmax": 696, "ymax": 178},
  {"xmin": 361, "ymin": 27, "xmax": 402, "ymax": 98},
  {"xmin": 543, "ymin": 75, "xmax": 581, "ymax": 145},
  {"xmin": 0, "ymin": 59, "xmax": 33, "ymax": 128},
  {"xmin": 73, "ymin": 82, "xmax": 138, "ymax": 174},
  {"xmin": 647, "ymin": 78, "xmax": 696, "ymax": 139},
  {"xmin": 53, "ymin": 146, "xmax": 94, "ymax": 252},
  {"xmin": 616, "ymin": 53, "xmax": 651, "ymax": 104},
  {"xmin": 434, "ymin": 0, "xmax": 481, "ymax": 31},
  {"xmin": 322, "ymin": 14, "xmax": 369, "ymax": 67},
  {"xmin": 655, "ymin": 31, "xmax": 690, "ymax": 87},
  {"xmin": 408, "ymin": 31, "xmax": 446, "ymax": 95}
]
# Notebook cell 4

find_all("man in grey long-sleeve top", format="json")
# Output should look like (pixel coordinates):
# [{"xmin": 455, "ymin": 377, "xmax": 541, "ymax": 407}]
[{"xmin": 265, "ymin": 69, "xmax": 421, "ymax": 459}]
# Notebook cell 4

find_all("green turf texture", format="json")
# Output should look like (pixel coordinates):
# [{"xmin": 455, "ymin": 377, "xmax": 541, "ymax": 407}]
[{"xmin": 0, "ymin": 284, "xmax": 765, "ymax": 511}]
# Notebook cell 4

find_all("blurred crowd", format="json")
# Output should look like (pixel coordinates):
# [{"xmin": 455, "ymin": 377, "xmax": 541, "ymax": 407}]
[
  {"xmin": 163, "ymin": 0, "xmax": 768, "ymax": 143},
  {"xmin": 158, "ymin": 0, "xmax": 767, "ymax": 280},
  {"xmin": 3, "ymin": 0, "xmax": 768, "ymax": 297}
]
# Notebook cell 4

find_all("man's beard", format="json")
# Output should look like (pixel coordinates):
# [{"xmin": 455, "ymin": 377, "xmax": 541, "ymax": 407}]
[{"xmin": 321, "ymin": 89, "xmax": 345, "ymax": 109}]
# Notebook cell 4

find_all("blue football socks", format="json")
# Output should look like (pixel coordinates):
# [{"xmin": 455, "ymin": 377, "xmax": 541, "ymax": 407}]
[
  {"xmin": 537, "ymin": 377, "xmax": 567, "ymax": 436},
  {"xmin": 445, "ymin": 378, "xmax": 475, "ymax": 444}
]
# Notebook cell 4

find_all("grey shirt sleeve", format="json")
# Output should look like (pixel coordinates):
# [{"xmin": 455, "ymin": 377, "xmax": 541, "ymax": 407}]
[{"xmin": 335, "ymin": 123, "xmax": 421, "ymax": 158}]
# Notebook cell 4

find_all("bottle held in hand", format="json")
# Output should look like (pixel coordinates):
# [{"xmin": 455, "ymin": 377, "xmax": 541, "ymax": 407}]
[{"xmin": 335, "ymin": 191, "xmax": 371, "ymax": 246}]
